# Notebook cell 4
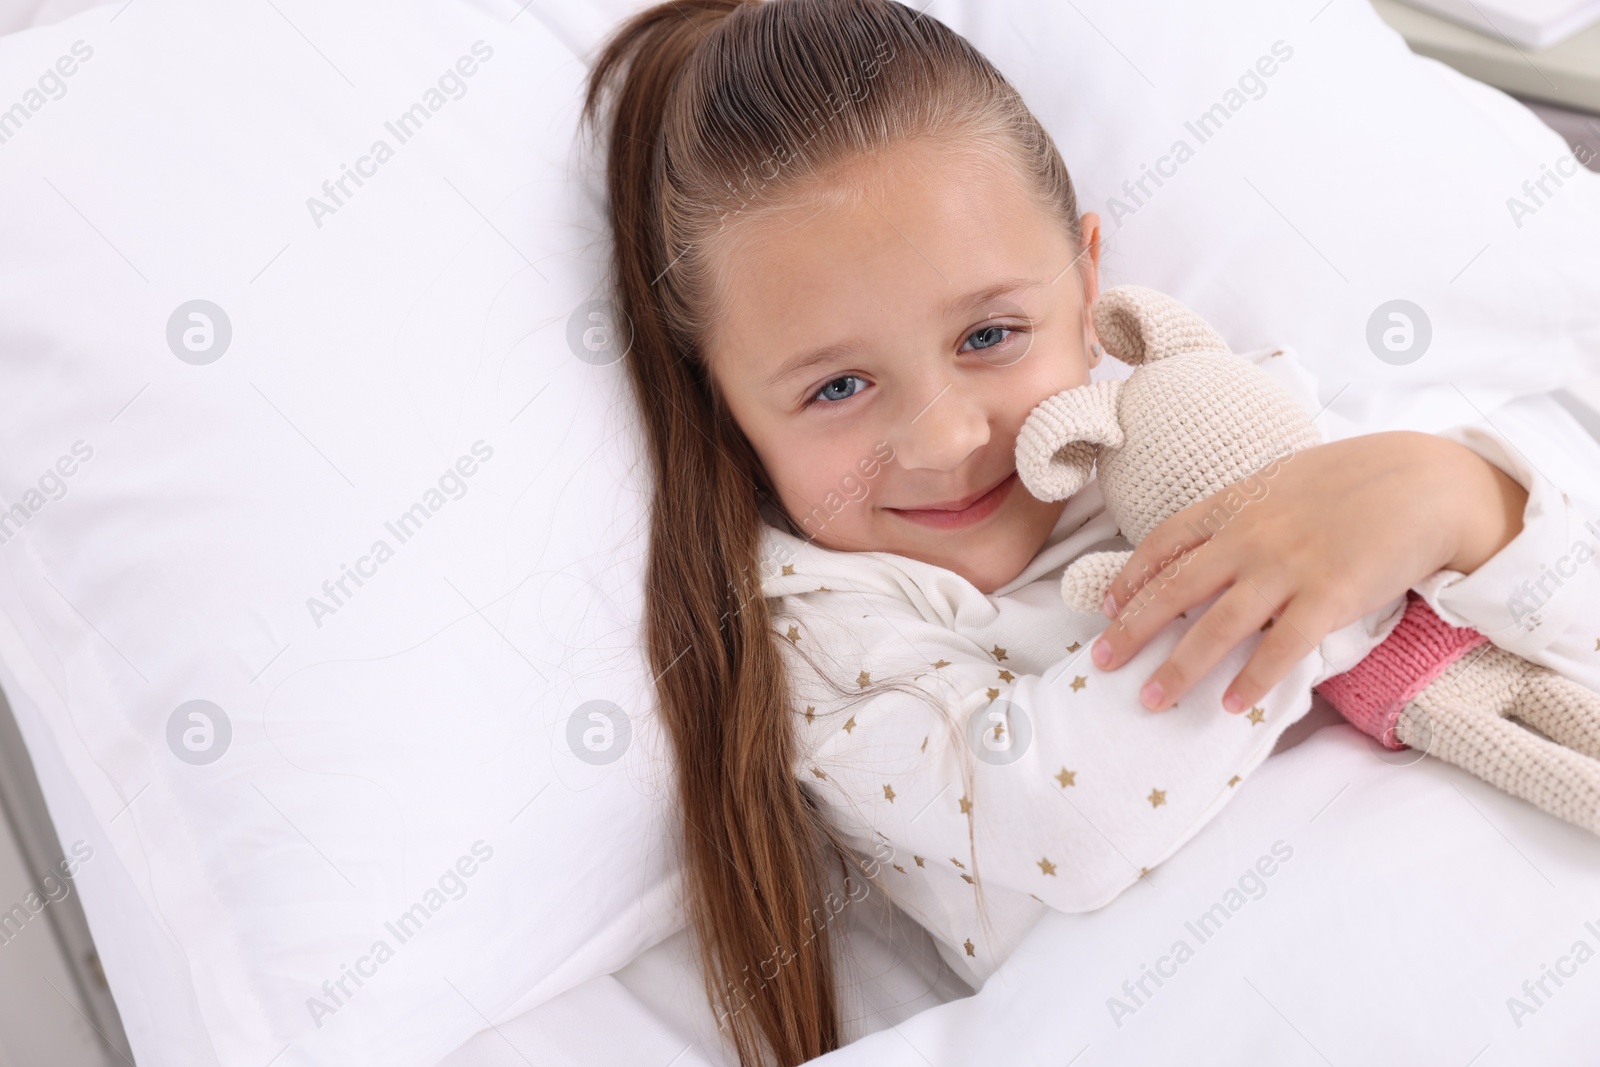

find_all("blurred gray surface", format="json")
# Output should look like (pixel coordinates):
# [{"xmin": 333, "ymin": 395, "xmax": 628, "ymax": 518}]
[{"xmin": 0, "ymin": 688, "xmax": 130, "ymax": 1066}]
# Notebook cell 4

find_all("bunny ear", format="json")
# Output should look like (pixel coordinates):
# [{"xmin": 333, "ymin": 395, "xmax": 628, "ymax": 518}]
[
  {"xmin": 1092, "ymin": 285, "xmax": 1230, "ymax": 366},
  {"xmin": 1014, "ymin": 380, "xmax": 1124, "ymax": 501}
]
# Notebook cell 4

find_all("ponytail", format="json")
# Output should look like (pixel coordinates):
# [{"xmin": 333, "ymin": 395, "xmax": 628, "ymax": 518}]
[{"xmin": 585, "ymin": 4, "xmax": 849, "ymax": 1063}]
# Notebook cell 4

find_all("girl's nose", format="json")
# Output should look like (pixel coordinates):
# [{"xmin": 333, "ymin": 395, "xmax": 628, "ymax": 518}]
[{"xmin": 890, "ymin": 380, "xmax": 991, "ymax": 472}]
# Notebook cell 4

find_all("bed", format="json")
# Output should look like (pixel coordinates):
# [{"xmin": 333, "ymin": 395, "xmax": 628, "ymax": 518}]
[{"xmin": 0, "ymin": 0, "xmax": 1597, "ymax": 1064}]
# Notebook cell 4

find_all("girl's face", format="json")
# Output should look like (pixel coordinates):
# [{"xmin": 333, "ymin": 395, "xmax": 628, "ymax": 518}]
[{"xmin": 705, "ymin": 139, "xmax": 1103, "ymax": 593}]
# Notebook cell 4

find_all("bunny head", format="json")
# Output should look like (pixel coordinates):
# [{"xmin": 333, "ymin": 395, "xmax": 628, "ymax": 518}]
[{"xmin": 1014, "ymin": 286, "xmax": 1324, "ymax": 545}]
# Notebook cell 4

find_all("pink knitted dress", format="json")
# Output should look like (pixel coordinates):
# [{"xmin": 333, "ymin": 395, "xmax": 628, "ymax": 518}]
[{"xmin": 1313, "ymin": 591, "xmax": 1489, "ymax": 750}]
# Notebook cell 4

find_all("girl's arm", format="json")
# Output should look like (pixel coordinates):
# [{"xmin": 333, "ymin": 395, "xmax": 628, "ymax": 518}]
[{"xmin": 1093, "ymin": 424, "xmax": 1600, "ymax": 712}]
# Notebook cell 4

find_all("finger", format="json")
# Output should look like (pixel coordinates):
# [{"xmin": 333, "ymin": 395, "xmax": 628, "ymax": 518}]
[
  {"xmin": 1219, "ymin": 588, "xmax": 1337, "ymax": 713},
  {"xmin": 1092, "ymin": 536, "xmax": 1229, "ymax": 673},
  {"xmin": 1104, "ymin": 494, "xmax": 1231, "ymax": 617},
  {"xmin": 1133, "ymin": 580, "xmax": 1282, "ymax": 711}
]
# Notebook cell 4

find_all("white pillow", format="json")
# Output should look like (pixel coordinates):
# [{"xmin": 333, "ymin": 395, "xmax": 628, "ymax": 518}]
[
  {"xmin": 954, "ymin": 0, "xmax": 1600, "ymax": 430},
  {"xmin": 0, "ymin": 3, "xmax": 671, "ymax": 1065},
  {"xmin": 555, "ymin": 0, "xmax": 1600, "ymax": 429},
  {"xmin": 0, "ymin": 0, "xmax": 107, "ymax": 36},
  {"xmin": 1, "ymin": 1, "xmax": 1598, "ymax": 1066}
]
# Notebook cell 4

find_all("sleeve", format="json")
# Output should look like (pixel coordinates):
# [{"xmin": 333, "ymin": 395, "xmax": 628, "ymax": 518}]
[
  {"xmin": 771, "ymin": 582, "xmax": 1325, "ymax": 916},
  {"xmin": 1412, "ymin": 421, "xmax": 1600, "ymax": 694}
]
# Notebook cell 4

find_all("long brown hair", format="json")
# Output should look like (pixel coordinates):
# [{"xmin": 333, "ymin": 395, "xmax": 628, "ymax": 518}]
[{"xmin": 579, "ymin": 2, "xmax": 1083, "ymax": 1062}]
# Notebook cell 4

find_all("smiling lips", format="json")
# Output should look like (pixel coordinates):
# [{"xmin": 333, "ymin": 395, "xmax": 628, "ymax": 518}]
[{"xmin": 886, "ymin": 470, "xmax": 1019, "ymax": 529}]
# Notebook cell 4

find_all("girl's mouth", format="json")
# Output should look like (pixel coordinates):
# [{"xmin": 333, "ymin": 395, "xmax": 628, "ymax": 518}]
[{"xmin": 886, "ymin": 470, "xmax": 1018, "ymax": 530}]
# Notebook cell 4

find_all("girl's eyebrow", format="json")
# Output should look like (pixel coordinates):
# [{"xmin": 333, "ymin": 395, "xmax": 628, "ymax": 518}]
[
  {"xmin": 767, "ymin": 338, "xmax": 862, "ymax": 388},
  {"xmin": 766, "ymin": 277, "xmax": 1044, "ymax": 389},
  {"xmin": 936, "ymin": 277, "xmax": 1043, "ymax": 318}
]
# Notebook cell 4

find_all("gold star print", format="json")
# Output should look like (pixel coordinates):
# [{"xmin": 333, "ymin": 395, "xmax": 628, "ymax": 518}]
[
  {"xmin": 958, "ymin": 795, "xmax": 972, "ymax": 814},
  {"xmin": 810, "ymin": 766, "xmax": 827, "ymax": 779},
  {"xmin": 892, "ymin": 864, "xmax": 906, "ymax": 874},
  {"xmin": 1247, "ymin": 707, "xmax": 1265, "ymax": 725},
  {"xmin": 960, "ymin": 873, "xmax": 974, "ymax": 884},
  {"xmin": 1067, "ymin": 641, "xmax": 1082, "ymax": 653},
  {"xmin": 1070, "ymin": 676, "xmax": 1087, "ymax": 692},
  {"xmin": 818, "ymin": 585, "xmax": 830, "ymax": 592},
  {"xmin": 933, "ymin": 659, "xmax": 951, "ymax": 669},
  {"xmin": 1038, "ymin": 857, "xmax": 1057, "ymax": 876},
  {"xmin": 857, "ymin": 670, "xmax": 871, "ymax": 688},
  {"xmin": 992, "ymin": 645, "xmax": 1009, "ymax": 662},
  {"xmin": 842, "ymin": 715, "xmax": 857, "ymax": 733},
  {"xmin": 998, "ymin": 669, "xmax": 1015, "ymax": 683},
  {"xmin": 883, "ymin": 784, "xmax": 896, "ymax": 802},
  {"xmin": 1055, "ymin": 767, "xmax": 1077, "ymax": 788},
  {"xmin": 991, "ymin": 721, "xmax": 1006, "ymax": 745},
  {"xmin": 986, "ymin": 687, "xmax": 1001, "ymax": 701},
  {"xmin": 1139, "ymin": 867, "xmax": 1150, "ymax": 878},
  {"xmin": 785, "ymin": 624, "xmax": 800, "ymax": 643},
  {"xmin": 1148, "ymin": 788, "xmax": 1167, "ymax": 808},
  {"xmin": 781, "ymin": 564, "xmax": 795, "ymax": 576},
  {"xmin": 914, "ymin": 856, "xmax": 925, "ymax": 867},
  {"xmin": 1228, "ymin": 775, "xmax": 1241, "ymax": 787},
  {"xmin": 804, "ymin": 705, "xmax": 815, "ymax": 723},
  {"xmin": 963, "ymin": 938, "xmax": 975, "ymax": 957},
  {"xmin": 950, "ymin": 857, "xmax": 966, "ymax": 870}
]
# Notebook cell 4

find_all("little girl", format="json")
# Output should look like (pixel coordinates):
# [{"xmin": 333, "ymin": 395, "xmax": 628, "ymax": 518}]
[{"xmin": 580, "ymin": 1, "xmax": 1600, "ymax": 1063}]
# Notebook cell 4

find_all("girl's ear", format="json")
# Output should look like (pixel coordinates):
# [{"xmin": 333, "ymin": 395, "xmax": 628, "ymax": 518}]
[
  {"xmin": 1076, "ymin": 211, "xmax": 1102, "ymax": 301},
  {"xmin": 1092, "ymin": 285, "xmax": 1230, "ymax": 366},
  {"xmin": 1014, "ymin": 379, "xmax": 1125, "ymax": 501}
]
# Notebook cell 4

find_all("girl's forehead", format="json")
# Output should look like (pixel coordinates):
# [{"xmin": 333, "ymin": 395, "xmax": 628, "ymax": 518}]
[{"xmin": 701, "ymin": 143, "xmax": 1074, "ymax": 361}]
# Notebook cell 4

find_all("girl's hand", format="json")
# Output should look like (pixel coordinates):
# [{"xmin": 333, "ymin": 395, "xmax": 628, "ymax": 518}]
[{"xmin": 1089, "ymin": 431, "xmax": 1529, "ymax": 713}]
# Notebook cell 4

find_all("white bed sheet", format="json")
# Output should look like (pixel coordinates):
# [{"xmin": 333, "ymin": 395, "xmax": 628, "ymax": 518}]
[
  {"xmin": 438, "ymin": 709, "xmax": 1600, "ymax": 1066},
  {"xmin": 435, "ymin": 389, "xmax": 1600, "ymax": 1066}
]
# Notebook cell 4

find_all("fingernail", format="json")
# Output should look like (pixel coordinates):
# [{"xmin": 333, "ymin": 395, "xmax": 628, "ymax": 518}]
[
  {"xmin": 1102, "ymin": 592, "xmax": 1117, "ymax": 619},
  {"xmin": 1092, "ymin": 639, "xmax": 1112, "ymax": 667},
  {"xmin": 1223, "ymin": 692, "xmax": 1245, "ymax": 713},
  {"xmin": 1140, "ymin": 680, "xmax": 1164, "ymax": 710}
]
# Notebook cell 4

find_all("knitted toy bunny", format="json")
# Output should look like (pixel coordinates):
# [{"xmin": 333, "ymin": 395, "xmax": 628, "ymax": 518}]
[{"xmin": 1014, "ymin": 284, "xmax": 1600, "ymax": 835}]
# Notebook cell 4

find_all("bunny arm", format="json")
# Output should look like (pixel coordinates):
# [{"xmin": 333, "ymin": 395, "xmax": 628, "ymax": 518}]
[
  {"xmin": 1395, "ymin": 644, "xmax": 1600, "ymax": 835},
  {"xmin": 1059, "ymin": 550, "xmax": 1134, "ymax": 616}
]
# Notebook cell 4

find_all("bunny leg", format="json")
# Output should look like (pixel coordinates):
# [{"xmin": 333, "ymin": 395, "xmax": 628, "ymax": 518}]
[
  {"xmin": 1061, "ymin": 550, "xmax": 1134, "ymax": 616},
  {"xmin": 1507, "ymin": 666, "xmax": 1600, "ymax": 762},
  {"xmin": 1396, "ymin": 648, "xmax": 1600, "ymax": 833}
]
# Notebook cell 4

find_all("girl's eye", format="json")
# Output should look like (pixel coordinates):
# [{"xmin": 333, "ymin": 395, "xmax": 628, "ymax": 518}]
[
  {"xmin": 811, "ymin": 374, "xmax": 868, "ymax": 405},
  {"xmin": 961, "ymin": 325, "xmax": 1014, "ymax": 353}
]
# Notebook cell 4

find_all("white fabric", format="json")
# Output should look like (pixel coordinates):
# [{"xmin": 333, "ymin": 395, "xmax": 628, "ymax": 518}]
[
  {"xmin": 1397, "ymin": 0, "xmax": 1600, "ymax": 51},
  {"xmin": 0, "ymin": 0, "xmax": 1597, "ymax": 1064},
  {"xmin": 0, "ymin": 4, "xmax": 672, "ymax": 1066},
  {"xmin": 824, "ymin": 722, "xmax": 1600, "ymax": 1066},
  {"xmin": 432, "ymin": 718, "xmax": 1600, "ymax": 1066},
  {"xmin": 0, "ymin": 0, "xmax": 107, "ymax": 37}
]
